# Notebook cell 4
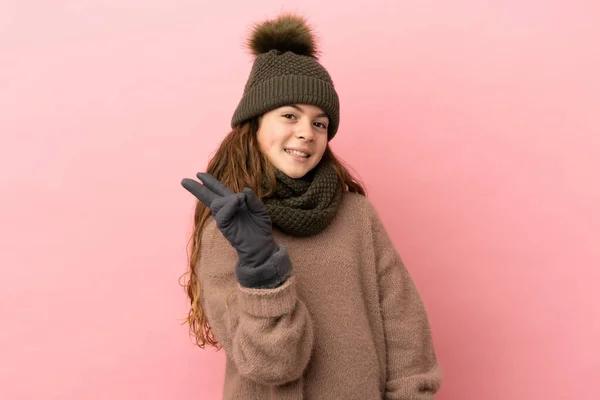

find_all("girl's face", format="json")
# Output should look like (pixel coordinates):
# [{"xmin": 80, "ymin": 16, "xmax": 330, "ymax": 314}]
[{"xmin": 257, "ymin": 104, "xmax": 329, "ymax": 179}]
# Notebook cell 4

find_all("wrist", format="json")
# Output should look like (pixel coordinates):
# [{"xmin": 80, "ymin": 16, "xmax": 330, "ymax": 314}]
[{"xmin": 235, "ymin": 244, "xmax": 292, "ymax": 288}]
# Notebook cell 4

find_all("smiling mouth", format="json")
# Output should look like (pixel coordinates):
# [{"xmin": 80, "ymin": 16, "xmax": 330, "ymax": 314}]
[{"xmin": 285, "ymin": 149, "xmax": 310, "ymax": 158}]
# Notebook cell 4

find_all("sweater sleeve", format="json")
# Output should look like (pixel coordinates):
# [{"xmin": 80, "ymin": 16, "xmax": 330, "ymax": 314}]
[
  {"xmin": 369, "ymin": 208, "xmax": 442, "ymax": 399},
  {"xmin": 197, "ymin": 220, "xmax": 314, "ymax": 386}
]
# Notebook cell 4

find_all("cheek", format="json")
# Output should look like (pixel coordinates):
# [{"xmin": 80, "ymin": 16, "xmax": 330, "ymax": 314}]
[
  {"xmin": 262, "ymin": 130, "xmax": 286, "ymax": 151},
  {"xmin": 316, "ymin": 138, "xmax": 328, "ymax": 155},
  {"xmin": 264, "ymin": 136, "xmax": 282, "ymax": 153},
  {"xmin": 257, "ymin": 129, "xmax": 278, "ymax": 152}
]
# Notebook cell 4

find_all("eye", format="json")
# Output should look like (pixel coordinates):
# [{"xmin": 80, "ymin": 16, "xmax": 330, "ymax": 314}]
[
  {"xmin": 282, "ymin": 113, "xmax": 297, "ymax": 120},
  {"xmin": 314, "ymin": 121, "xmax": 327, "ymax": 129}
]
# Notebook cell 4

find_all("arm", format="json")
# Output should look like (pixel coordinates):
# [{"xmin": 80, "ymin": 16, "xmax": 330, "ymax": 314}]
[
  {"xmin": 181, "ymin": 173, "xmax": 314, "ymax": 385},
  {"xmin": 370, "ymin": 209, "xmax": 442, "ymax": 399},
  {"xmin": 198, "ymin": 221, "xmax": 314, "ymax": 386}
]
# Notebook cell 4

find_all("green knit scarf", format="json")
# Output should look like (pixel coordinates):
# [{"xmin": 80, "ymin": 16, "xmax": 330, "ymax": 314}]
[{"xmin": 262, "ymin": 161, "xmax": 343, "ymax": 237}]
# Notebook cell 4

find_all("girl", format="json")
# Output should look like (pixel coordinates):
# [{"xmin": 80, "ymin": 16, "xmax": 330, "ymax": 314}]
[{"xmin": 181, "ymin": 13, "xmax": 442, "ymax": 400}]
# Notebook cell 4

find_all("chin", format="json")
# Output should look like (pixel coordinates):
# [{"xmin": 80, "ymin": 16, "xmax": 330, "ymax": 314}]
[
  {"xmin": 280, "ymin": 169, "xmax": 307, "ymax": 179},
  {"xmin": 278, "ymin": 163, "xmax": 314, "ymax": 179},
  {"xmin": 272, "ymin": 151, "xmax": 320, "ymax": 178},
  {"xmin": 286, "ymin": 172, "xmax": 307, "ymax": 179}
]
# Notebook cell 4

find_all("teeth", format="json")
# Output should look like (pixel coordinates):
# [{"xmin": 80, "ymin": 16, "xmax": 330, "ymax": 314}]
[{"xmin": 286, "ymin": 149, "xmax": 309, "ymax": 157}]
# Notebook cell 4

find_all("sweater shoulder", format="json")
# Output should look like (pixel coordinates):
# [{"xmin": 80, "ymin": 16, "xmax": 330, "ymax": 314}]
[
  {"xmin": 339, "ymin": 191, "xmax": 380, "ymax": 224},
  {"xmin": 338, "ymin": 192, "xmax": 393, "ymax": 246}
]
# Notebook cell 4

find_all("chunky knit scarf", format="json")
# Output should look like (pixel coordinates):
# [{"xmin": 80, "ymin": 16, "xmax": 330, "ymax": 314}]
[{"xmin": 262, "ymin": 161, "xmax": 343, "ymax": 237}]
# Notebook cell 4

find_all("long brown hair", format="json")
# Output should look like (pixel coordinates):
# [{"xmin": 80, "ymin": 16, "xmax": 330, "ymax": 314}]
[{"xmin": 181, "ymin": 118, "xmax": 367, "ymax": 348}]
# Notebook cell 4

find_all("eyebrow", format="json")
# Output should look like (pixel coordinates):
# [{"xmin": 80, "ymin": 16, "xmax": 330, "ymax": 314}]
[{"xmin": 289, "ymin": 104, "xmax": 329, "ymax": 119}]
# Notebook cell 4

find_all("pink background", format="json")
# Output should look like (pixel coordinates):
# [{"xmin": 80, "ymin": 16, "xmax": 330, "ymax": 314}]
[{"xmin": 1, "ymin": 1, "xmax": 599, "ymax": 399}]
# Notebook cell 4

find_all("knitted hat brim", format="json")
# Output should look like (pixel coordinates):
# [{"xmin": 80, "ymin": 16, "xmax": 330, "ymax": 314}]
[{"xmin": 231, "ymin": 74, "xmax": 340, "ymax": 140}]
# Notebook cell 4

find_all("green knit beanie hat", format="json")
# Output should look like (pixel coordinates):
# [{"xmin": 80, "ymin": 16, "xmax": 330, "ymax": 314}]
[{"xmin": 231, "ymin": 13, "xmax": 340, "ymax": 140}]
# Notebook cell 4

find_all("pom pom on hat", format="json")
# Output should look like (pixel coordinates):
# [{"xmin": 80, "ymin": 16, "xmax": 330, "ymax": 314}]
[{"xmin": 247, "ymin": 13, "xmax": 320, "ymax": 58}]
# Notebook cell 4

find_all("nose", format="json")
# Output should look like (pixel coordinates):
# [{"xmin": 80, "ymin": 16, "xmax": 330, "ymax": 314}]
[{"xmin": 295, "ymin": 119, "xmax": 314, "ymax": 141}]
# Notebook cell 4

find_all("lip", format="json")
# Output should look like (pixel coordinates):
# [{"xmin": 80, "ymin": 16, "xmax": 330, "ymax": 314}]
[
  {"xmin": 284, "ymin": 148, "xmax": 310, "ymax": 163},
  {"xmin": 284, "ymin": 147, "xmax": 312, "ymax": 156}
]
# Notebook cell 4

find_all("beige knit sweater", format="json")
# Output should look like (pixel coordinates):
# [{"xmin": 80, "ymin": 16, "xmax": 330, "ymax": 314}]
[{"xmin": 197, "ymin": 192, "xmax": 442, "ymax": 399}]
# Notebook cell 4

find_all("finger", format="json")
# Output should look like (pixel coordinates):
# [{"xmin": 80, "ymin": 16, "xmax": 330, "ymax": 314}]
[
  {"xmin": 181, "ymin": 178, "xmax": 218, "ymax": 207},
  {"xmin": 196, "ymin": 173, "xmax": 234, "ymax": 197},
  {"xmin": 213, "ymin": 193, "xmax": 245, "ymax": 229},
  {"xmin": 243, "ymin": 188, "xmax": 268, "ymax": 214}
]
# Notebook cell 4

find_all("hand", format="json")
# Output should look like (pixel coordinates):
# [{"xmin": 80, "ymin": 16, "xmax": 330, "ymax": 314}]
[{"xmin": 181, "ymin": 173, "xmax": 278, "ymax": 268}]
